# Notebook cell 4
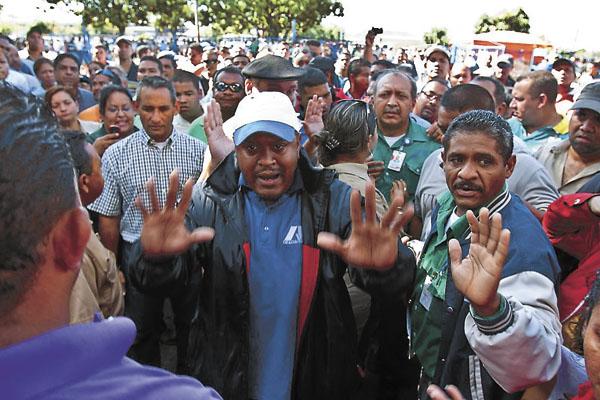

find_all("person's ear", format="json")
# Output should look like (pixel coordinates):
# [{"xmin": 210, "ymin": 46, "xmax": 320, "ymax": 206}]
[
  {"xmin": 505, "ymin": 154, "xmax": 516, "ymax": 178},
  {"xmin": 51, "ymin": 207, "xmax": 91, "ymax": 272},
  {"xmin": 78, "ymin": 174, "xmax": 90, "ymax": 196},
  {"xmin": 538, "ymin": 93, "xmax": 548, "ymax": 108},
  {"xmin": 244, "ymin": 79, "xmax": 253, "ymax": 95}
]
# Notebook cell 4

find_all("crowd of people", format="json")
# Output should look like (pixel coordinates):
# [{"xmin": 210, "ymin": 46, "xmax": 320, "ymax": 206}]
[{"xmin": 1, "ymin": 23, "xmax": 600, "ymax": 400}]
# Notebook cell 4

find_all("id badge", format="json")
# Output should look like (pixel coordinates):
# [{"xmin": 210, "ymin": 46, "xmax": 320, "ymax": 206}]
[
  {"xmin": 419, "ymin": 275, "xmax": 433, "ymax": 311},
  {"xmin": 387, "ymin": 150, "xmax": 406, "ymax": 172}
]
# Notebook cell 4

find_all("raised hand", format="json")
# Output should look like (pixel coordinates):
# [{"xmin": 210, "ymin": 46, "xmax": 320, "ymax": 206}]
[
  {"xmin": 204, "ymin": 99, "xmax": 234, "ymax": 164},
  {"xmin": 426, "ymin": 384, "xmax": 465, "ymax": 400},
  {"xmin": 448, "ymin": 208, "xmax": 511, "ymax": 317},
  {"xmin": 136, "ymin": 169, "xmax": 215, "ymax": 257},
  {"xmin": 317, "ymin": 181, "xmax": 411, "ymax": 270},
  {"xmin": 303, "ymin": 94, "xmax": 325, "ymax": 140}
]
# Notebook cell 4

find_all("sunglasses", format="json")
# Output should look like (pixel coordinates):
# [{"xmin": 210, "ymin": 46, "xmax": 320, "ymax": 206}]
[
  {"xmin": 421, "ymin": 91, "xmax": 443, "ymax": 102},
  {"xmin": 215, "ymin": 81, "xmax": 243, "ymax": 93},
  {"xmin": 205, "ymin": 59, "xmax": 219, "ymax": 65}
]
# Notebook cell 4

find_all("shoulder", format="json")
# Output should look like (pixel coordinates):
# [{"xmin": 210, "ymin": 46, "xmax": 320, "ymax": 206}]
[
  {"xmin": 535, "ymin": 140, "xmax": 567, "ymax": 162},
  {"xmin": 79, "ymin": 88, "xmax": 94, "ymax": 99},
  {"xmin": 408, "ymin": 122, "xmax": 441, "ymax": 150},
  {"xmin": 65, "ymin": 358, "xmax": 221, "ymax": 400},
  {"xmin": 500, "ymin": 196, "xmax": 559, "ymax": 282}
]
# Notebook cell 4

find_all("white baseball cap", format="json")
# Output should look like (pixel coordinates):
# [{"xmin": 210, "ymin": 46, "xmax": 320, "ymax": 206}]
[{"xmin": 225, "ymin": 91, "xmax": 302, "ymax": 146}]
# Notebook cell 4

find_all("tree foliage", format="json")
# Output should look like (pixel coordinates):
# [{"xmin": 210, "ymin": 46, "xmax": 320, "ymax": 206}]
[
  {"xmin": 199, "ymin": 0, "xmax": 344, "ymax": 39},
  {"xmin": 46, "ymin": 0, "xmax": 191, "ymax": 35},
  {"xmin": 46, "ymin": 0, "xmax": 342, "ymax": 38},
  {"xmin": 423, "ymin": 27, "xmax": 450, "ymax": 47},
  {"xmin": 475, "ymin": 8, "xmax": 530, "ymax": 34}
]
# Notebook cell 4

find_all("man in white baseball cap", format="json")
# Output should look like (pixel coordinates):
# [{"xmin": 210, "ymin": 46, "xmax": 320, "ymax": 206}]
[{"xmin": 129, "ymin": 90, "xmax": 416, "ymax": 399}]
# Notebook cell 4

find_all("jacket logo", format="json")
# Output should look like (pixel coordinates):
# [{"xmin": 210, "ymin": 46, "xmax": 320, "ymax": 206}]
[{"xmin": 283, "ymin": 225, "xmax": 302, "ymax": 245}]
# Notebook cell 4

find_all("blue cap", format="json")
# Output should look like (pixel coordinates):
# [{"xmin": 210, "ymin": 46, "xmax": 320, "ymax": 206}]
[{"xmin": 233, "ymin": 120, "xmax": 297, "ymax": 146}]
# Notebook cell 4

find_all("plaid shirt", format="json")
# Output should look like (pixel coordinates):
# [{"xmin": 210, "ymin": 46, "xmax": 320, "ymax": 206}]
[{"xmin": 89, "ymin": 128, "xmax": 206, "ymax": 243}]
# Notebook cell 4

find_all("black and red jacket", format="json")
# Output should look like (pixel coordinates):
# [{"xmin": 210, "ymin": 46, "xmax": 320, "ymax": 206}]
[{"xmin": 130, "ymin": 150, "xmax": 416, "ymax": 400}]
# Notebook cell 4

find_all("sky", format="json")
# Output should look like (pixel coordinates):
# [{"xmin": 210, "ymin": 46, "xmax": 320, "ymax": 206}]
[
  {"xmin": 325, "ymin": 0, "xmax": 600, "ymax": 51},
  {"xmin": 1, "ymin": 0, "xmax": 599, "ymax": 51}
]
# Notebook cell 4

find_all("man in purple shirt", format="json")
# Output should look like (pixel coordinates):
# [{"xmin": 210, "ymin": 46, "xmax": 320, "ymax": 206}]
[{"xmin": 0, "ymin": 83, "xmax": 221, "ymax": 400}]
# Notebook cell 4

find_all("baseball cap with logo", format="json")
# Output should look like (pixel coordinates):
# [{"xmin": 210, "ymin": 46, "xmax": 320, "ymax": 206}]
[
  {"xmin": 571, "ymin": 82, "xmax": 600, "ymax": 114},
  {"xmin": 225, "ymin": 91, "xmax": 302, "ymax": 146}
]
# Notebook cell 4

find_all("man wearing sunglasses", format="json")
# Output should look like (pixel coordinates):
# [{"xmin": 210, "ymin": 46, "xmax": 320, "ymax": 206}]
[
  {"xmin": 213, "ymin": 66, "xmax": 246, "ymax": 122},
  {"xmin": 198, "ymin": 50, "xmax": 220, "ymax": 95},
  {"xmin": 187, "ymin": 67, "xmax": 247, "ymax": 144}
]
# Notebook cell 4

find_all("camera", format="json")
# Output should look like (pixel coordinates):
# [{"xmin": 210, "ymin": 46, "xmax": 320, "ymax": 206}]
[{"xmin": 369, "ymin": 27, "xmax": 383, "ymax": 36}]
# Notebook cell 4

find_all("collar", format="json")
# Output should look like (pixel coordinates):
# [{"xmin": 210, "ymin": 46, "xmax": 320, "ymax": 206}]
[
  {"xmin": 0, "ymin": 317, "xmax": 135, "ymax": 399},
  {"xmin": 525, "ymin": 125, "xmax": 561, "ymax": 142},
  {"xmin": 549, "ymin": 139, "xmax": 571, "ymax": 155},
  {"xmin": 437, "ymin": 182, "xmax": 511, "ymax": 237},
  {"xmin": 377, "ymin": 120, "xmax": 429, "ymax": 146},
  {"xmin": 325, "ymin": 162, "xmax": 369, "ymax": 180},
  {"xmin": 139, "ymin": 127, "xmax": 178, "ymax": 147}
]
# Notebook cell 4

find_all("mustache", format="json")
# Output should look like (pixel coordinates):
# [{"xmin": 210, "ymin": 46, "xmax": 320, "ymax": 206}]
[{"xmin": 453, "ymin": 181, "xmax": 483, "ymax": 192}]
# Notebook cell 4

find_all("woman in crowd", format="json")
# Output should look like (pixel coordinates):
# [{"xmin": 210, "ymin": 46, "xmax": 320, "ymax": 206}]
[
  {"xmin": 33, "ymin": 57, "xmax": 56, "ymax": 90},
  {"xmin": 87, "ymin": 85, "xmax": 137, "ymax": 156},
  {"xmin": 317, "ymin": 99, "xmax": 390, "ymax": 219},
  {"xmin": 45, "ymin": 85, "xmax": 100, "ymax": 134}
]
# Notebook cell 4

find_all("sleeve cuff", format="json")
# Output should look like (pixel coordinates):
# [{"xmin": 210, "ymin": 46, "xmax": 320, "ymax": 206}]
[{"xmin": 470, "ymin": 295, "xmax": 514, "ymax": 335}]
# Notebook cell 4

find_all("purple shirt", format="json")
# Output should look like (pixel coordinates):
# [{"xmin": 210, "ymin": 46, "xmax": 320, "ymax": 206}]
[{"xmin": 0, "ymin": 315, "xmax": 222, "ymax": 399}]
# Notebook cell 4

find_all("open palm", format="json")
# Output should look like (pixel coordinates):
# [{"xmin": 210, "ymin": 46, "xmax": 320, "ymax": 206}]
[
  {"xmin": 137, "ymin": 170, "xmax": 214, "ymax": 257},
  {"xmin": 449, "ymin": 208, "xmax": 511, "ymax": 316},
  {"xmin": 317, "ymin": 181, "xmax": 412, "ymax": 270}
]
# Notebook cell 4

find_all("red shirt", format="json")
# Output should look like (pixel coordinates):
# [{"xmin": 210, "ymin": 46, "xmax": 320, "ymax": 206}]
[{"xmin": 543, "ymin": 193, "xmax": 600, "ymax": 322}]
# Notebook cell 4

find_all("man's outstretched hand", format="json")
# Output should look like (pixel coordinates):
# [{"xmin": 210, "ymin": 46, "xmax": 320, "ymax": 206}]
[
  {"xmin": 136, "ymin": 169, "xmax": 215, "ymax": 257},
  {"xmin": 449, "ymin": 208, "xmax": 511, "ymax": 317},
  {"xmin": 317, "ymin": 181, "xmax": 412, "ymax": 270}
]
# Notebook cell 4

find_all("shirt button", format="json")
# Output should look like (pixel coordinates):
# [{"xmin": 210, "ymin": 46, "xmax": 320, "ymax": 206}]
[
  {"xmin": 441, "ymin": 358, "xmax": 446, "ymax": 363},
  {"xmin": 264, "ymin": 226, "xmax": 269, "ymax": 231},
  {"xmin": 447, "ymin": 306, "xmax": 454, "ymax": 313}
]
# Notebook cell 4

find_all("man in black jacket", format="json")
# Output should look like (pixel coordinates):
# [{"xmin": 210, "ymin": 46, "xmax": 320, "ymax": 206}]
[{"xmin": 130, "ymin": 91, "xmax": 416, "ymax": 399}]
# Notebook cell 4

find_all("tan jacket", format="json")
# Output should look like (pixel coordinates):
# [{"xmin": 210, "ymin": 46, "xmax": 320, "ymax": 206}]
[
  {"xmin": 69, "ymin": 231, "xmax": 124, "ymax": 324},
  {"xmin": 325, "ymin": 162, "xmax": 389, "ymax": 219}
]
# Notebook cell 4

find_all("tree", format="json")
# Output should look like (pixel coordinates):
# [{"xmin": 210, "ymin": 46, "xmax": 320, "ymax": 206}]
[
  {"xmin": 46, "ymin": 0, "xmax": 151, "ymax": 34},
  {"xmin": 47, "ymin": 0, "xmax": 193, "ymax": 35},
  {"xmin": 199, "ymin": 0, "xmax": 344, "ymax": 39},
  {"xmin": 423, "ymin": 27, "xmax": 450, "ymax": 47},
  {"xmin": 475, "ymin": 8, "xmax": 530, "ymax": 34}
]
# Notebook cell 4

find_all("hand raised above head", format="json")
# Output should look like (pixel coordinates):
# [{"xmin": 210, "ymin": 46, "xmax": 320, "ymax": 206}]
[
  {"xmin": 136, "ymin": 169, "xmax": 214, "ymax": 258},
  {"xmin": 204, "ymin": 99, "xmax": 234, "ymax": 163},
  {"xmin": 303, "ymin": 94, "xmax": 325, "ymax": 139},
  {"xmin": 448, "ymin": 208, "xmax": 511, "ymax": 317},
  {"xmin": 317, "ymin": 181, "xmax": 412, "ymax": 270}
]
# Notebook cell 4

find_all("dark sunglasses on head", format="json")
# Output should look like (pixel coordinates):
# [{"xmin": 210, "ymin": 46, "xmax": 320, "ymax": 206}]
[{"xmin": 215, "ymin": 81, "xmax": 243, "ymax": 93}]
